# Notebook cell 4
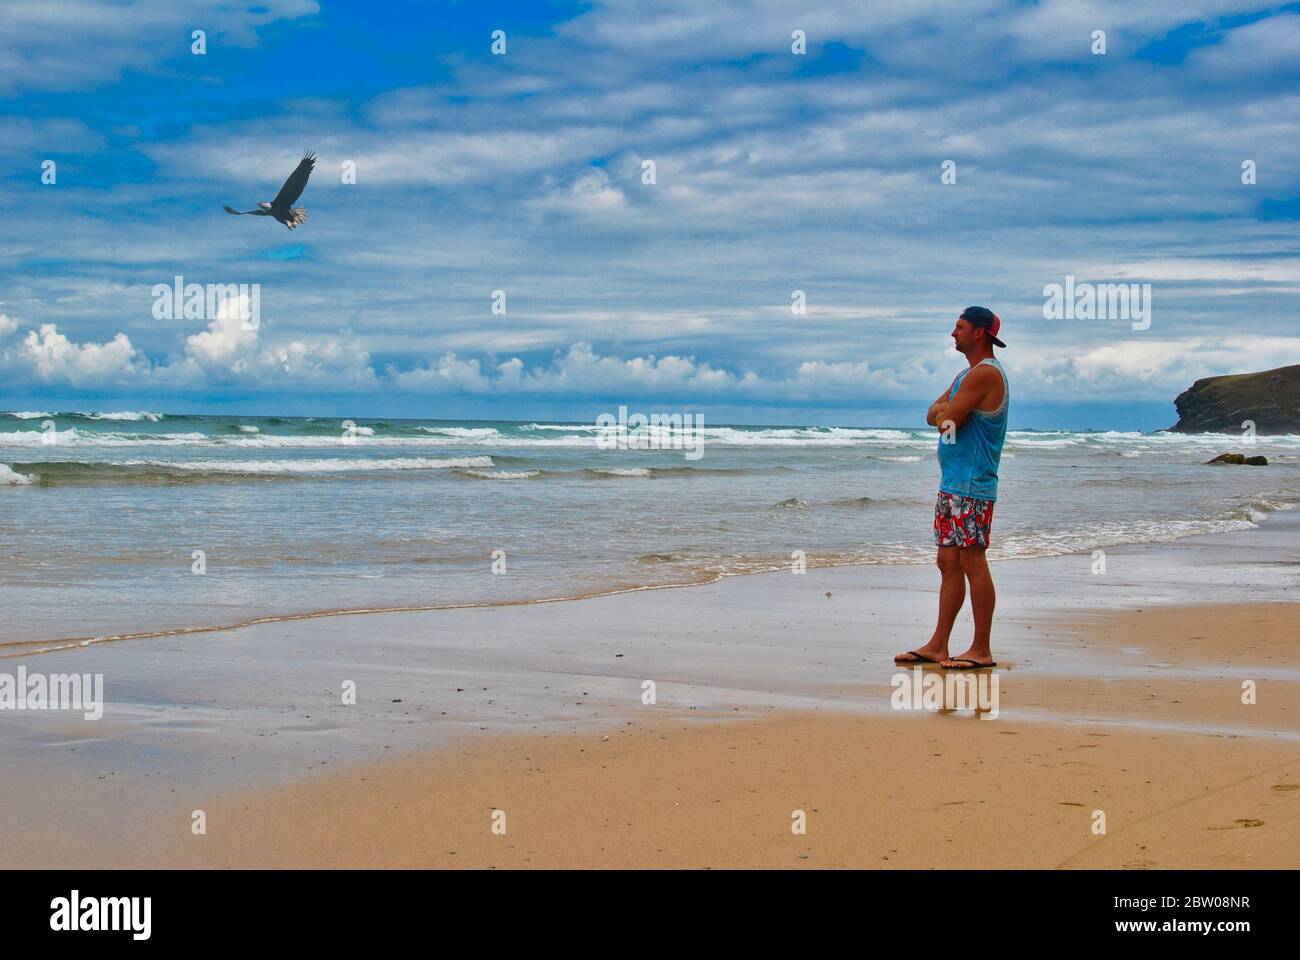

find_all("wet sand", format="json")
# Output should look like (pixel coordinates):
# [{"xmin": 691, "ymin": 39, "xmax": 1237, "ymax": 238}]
[{"xmin": 144, "ymin": 603, "xmax": 1298, "ymax": 869}]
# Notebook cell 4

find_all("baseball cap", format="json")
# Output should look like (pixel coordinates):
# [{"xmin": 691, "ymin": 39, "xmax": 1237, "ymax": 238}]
[{"xmin": 960, "ymin": 306, "xmax": 1006, "ymax": 348}]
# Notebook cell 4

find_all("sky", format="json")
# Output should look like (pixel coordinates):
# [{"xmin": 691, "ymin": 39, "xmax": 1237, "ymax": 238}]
[{"xmin": 1, "ymin": 0, "xmax": 1298, "ymax": 429}]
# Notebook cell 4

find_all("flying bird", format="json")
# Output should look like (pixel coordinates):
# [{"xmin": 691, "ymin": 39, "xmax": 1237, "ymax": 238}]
[{"xmin": 224, "ymin": 152, "xmax": 316, "ymax": 229}]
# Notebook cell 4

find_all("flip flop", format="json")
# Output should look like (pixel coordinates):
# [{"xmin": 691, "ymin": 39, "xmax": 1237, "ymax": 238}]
[
  {"xmin": 895, "ymin": 650, "xmax": 945, "ymax": 664},
  {"xmin": 942, "ymin": 657, "xmax": 997, "ymax": 670}
]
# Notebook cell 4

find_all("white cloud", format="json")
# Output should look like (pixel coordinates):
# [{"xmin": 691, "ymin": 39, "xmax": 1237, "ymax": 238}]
[
  {"xmin": 1005, "ymin": 0, "xmax": 1260, "ymax": 59},
  {"xmin": 1, "ymin": 309, "xmax": 375, "ymax": 390},
  {"xmin": 184, "ymin": 303, "xmax": 258, "ymax": 369},
  {"xmin": 1010, "ymin": 335, "xmax": 1300, "ymax": 397},
  {"xmin": 17, "ymin": 323, "xmax": 143, "ymax": 385},
  {"xmin": 255, "ymin": 333, "xmax": 374, "ymax": 385},
  {"xmin": 531, "ymin": 168, "xmax": 628, "ymax": 216},
  {"xmin": 0, "ymin": 0, "xmax": 319, "ymax": 95},
  {"xmin": 4, "ymin": 315, "xmax": 1298, "ymax": 405},
  {"xmin": 388, "ymin": 352, "xmax": 488, "ymax": 391},
  {"xmin": 390, "ymin": 342, "xmax": 743, "ymax": 395},
  {"xmin": 789, "ymin": 359, "xmax": 911, "ymax": 393},
  {"xmin": 1193, "ymin": 13, "xmax": 1300, "ymax": 77}
]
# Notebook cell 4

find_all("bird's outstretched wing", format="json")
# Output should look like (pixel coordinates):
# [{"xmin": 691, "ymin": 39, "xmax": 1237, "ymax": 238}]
[
  {"xmin": 272, "ymin": 152, "xmax": 316, "ymax": 208},
  {"xmin": 224, "ymin": 206, "xmax": 250, "ymax": 215}
]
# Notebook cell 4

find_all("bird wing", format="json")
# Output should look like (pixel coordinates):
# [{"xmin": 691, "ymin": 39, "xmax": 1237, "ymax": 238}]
[
  {"xmin": 224, "ymin": 206, "xmax": 248, "ymax": 215},
  {"xmin": 272, "ymin": 152, "xmax": 316, "ymax": 208}
]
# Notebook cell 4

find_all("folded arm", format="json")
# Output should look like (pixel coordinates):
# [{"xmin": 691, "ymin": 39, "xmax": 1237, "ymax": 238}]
[
  {"xmin": 926, "ymin": 396, "xmax": 949, "ymax": 427},
  {"xmin": 925, "ymin": 375, "xmax": 959, "ymax": 427},
  {"xmin": 933, "ymin": 366, "xmax": 997, "ymax": 432}
]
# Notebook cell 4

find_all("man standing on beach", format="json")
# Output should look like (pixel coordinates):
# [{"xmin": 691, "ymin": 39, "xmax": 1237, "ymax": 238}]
[{"xmin": 896, "ymin": 307, "xmax": 1009, "ymax": 670}]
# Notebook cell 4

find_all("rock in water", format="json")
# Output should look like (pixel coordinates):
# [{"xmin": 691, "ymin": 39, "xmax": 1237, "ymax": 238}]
[
  {"xmin": 1206, "ymin": 453, "xmax": 1269, "ymax": 466},
  {"xmin": 1171, "ymin": 364, "xmax": 1300, "ymax": 434}
]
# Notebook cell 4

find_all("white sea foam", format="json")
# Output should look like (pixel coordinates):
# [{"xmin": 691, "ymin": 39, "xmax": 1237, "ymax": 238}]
[
  {"xmin": 993, "ymin": 515, "xmax": 1262, "ymax": 559},
  {"xmin": 0, "ymin": 427, "xmax": 79, "ymax": 445},
  {"xmin": 140, "ymin": 456, "xmax": 494, "ymax": 474},
  {"xmin": 1004, "ymin": 436, "xmax": 1080, "ymax": 449},
  {"xmin": 417, "ymin": 426, "xmax": 501, "ymax": 439},
  {"xmin": 521, "ymin": 423, "xmax": 918, "ymax": 446},
  {"xmin": 78, "ymin": 411, "xmax": 164, "ymax": 422},
  {"xmin": 589, "ymin": 467, "xmax": 652, "ymax": 477},
  {"xmin": 0, "ymin": 463, "xmax": 34, "ymax": 485},
  {"xmin": 702, "ymin": 426, "xmax": 916, "ymax": 446},
  {"xmin": 0, "ymin": 429, "xmax": 213, "ymax": 447},
  {"xmin": 3, "ymin": 421, "xmax": 1298, "ymax": 453},
  {"xmin": 456, "ymin": 469, "xmax": 541, "ymax": 480},
  {"xmin": 4, "ymin": 411, "xmax": 54, "ymax": 419},
  {"xmin": 522, "ymin": 423, "xmax": 602, "ymax": 432}
]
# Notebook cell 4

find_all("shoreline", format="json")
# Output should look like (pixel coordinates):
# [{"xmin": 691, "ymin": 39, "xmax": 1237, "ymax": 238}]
[{"xmin": 4, "ymin": 497, "xmax": 1296, "ymax": 657}]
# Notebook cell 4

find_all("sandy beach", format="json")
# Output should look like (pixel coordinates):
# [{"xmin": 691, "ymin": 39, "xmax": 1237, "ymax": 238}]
[
  {"xmin": 2, "ymin": 509, "xmax": 1296, "ymax": 870},
  {"xmin": 153, "ymin": 603, "xmax": 1300, "ymax": 870}
]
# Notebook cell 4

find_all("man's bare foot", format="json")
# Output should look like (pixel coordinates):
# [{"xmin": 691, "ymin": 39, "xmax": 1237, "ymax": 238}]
[
  {"xmin": 895, "ymin": 645, "xmax": 948, "ymax": 664},
  {"xmin": 940, "ymin": 648, "xmax": 995, "ymax": 669}
]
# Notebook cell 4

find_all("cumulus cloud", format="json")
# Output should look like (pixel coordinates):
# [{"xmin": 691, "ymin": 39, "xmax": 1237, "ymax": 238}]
[
  {"xmin": 4, "ymin": 312, "xmax": 1298, "ymax": 406},
  {"xmin": 255, "ymin": 333, "xmax": 374, "ymax": 385},
  {"xmin": 184, "ymin": 303, "xmax": 258, "ymax": 370},
  {"xmin": 17, "ymin": 323, "xmax": 144, "ymax": 386},
  {"xmin": 1, "ymin": 306, "xmax": 375, "ymax": 391},
  {"xmin": 383, "ymin": 336, "xmax": 1300, "ymax": 403},
  {"xmin": 1012, "ymin": 335, "xmax": 1300, "ymax": 399}
]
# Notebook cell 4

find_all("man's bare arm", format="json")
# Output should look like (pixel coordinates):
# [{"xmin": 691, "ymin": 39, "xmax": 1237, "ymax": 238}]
[
  {"xmin": 926, "ymin": 397, "xmax": 949, "ymax": 427},
  {"xmin": 925, "ymin": 376, "xmax": 959, "ymax": 427},
  {"xmin": 937, "ymin": 365, "xmax": 995, "ymax": 432}
]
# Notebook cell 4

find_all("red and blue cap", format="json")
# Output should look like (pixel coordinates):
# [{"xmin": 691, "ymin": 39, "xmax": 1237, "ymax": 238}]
[{"xmin": 960, "ymin": 306, "xmax": 1005, "ymax": 348}]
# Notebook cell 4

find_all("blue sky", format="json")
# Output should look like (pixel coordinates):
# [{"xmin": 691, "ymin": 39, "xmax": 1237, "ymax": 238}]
[{"xmin": 1, "ymin": 0, "xmax": 1298, "ymax": 429}]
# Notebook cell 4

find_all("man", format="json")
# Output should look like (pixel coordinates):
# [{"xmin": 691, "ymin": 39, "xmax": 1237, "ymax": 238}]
[{"xmin": 895, "ymin": 306, "xmax": 1009, "ymax": 670}]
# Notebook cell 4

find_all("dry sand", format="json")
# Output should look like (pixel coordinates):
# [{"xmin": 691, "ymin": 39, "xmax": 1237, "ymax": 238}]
[{"xmin": 162, "ymin": 602, "xmax": 1300, "ymax": 869}]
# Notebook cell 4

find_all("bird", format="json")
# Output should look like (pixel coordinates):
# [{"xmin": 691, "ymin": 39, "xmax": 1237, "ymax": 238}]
[{"xmin": 224, "ymin": 152, "xmax": 316, "ymax": 229}]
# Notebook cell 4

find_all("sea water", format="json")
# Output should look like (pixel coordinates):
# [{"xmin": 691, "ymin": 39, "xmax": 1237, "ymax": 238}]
[{"xmin": 2, "ymin": 411, "xmax": 1297, "ymax": 644}]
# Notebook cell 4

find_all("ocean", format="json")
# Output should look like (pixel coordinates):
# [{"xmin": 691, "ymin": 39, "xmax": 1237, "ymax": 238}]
[{"xmin": 2, "ymin": 410, "xmax": 1297, "ymax": 647}]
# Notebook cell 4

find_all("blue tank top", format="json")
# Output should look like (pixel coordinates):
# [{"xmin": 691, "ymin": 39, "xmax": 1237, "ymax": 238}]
[{"xmin": 937, "ymin": 357, "xmax": 1009, "ymax": 501}]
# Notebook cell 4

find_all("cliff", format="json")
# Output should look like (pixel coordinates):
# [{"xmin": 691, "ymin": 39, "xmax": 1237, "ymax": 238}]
[{"xmin": 1170, "ymin": 364, "xmax": 1300, "ymax": 434}]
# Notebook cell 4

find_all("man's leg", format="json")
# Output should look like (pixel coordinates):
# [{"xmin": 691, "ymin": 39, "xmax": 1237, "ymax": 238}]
[
  {"xmin": 942, "ymin": 546, "xmax": 995, "ymax": 666},
  {"xmin": 896, "ymin": 546, "xmax": 963, "ymax": 661}
]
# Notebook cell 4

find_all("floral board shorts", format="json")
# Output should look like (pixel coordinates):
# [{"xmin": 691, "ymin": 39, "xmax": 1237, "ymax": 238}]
[{"xmin": 934, "ymin": 491, "xmax": 995, "ymax": 548}]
